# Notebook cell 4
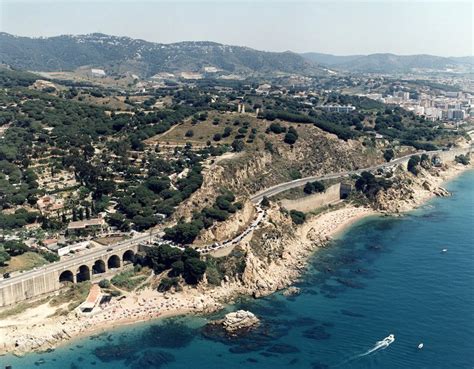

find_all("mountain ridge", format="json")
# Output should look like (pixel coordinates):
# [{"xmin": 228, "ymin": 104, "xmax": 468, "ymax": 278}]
[
  {"xmin": 301, "ymin": 51, "xmax": 473, "ymax": 73},
  {"xmin": 0, "ymin": 32, "xmax": 323, "ymax": 77}
]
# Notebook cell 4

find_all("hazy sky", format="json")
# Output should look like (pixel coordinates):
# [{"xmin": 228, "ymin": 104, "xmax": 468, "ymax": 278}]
[{"xmin": 0, "ymin": 0, "xmax": 472, "ymax": 56}]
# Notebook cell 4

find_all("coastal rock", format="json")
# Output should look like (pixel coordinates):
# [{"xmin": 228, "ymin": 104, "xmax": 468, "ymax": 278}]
[
  {"xmin": 14, "ymin": 335, "xmax": 52, "ymax": 353},
  {"xmin": 433, "ymin": 187, "xmax": 450, "ymax": 197},
  {"xmin": 222, "ymin": 310, "xmax": 260, "ymax": 333},
  {"xmin": 422, "ymin": 181, "xmax": 431, "ymax": 191},
  {"xmin": 282, "ymin": 287, "xmax": 301, "ymax": 297}
]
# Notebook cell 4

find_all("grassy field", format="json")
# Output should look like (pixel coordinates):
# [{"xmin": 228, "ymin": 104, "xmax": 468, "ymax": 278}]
[
  {"xmin": 111, "ymin": 267, "xmax": 151, "ymax": 291},
  {"xmin": 0, "ymin": 252, "xmax": 49, "ymax": 274},
  {"xmin": 74, "ymin": 93, "xmax": 133, "ymax": 110},
  {"xmin": 145, "ymin": 111, "xmax": 267, "ymax": 146}
]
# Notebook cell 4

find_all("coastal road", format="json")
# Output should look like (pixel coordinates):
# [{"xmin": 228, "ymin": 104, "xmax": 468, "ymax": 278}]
[
  {"xmin": 250, "ymin": 148, "xmax": 470, "ymax": 203},
  {"xmin": 0, "ymin": 147, "xmax": 470, "ymax": 291}
]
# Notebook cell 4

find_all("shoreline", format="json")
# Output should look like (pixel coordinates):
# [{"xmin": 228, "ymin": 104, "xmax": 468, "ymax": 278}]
[{"xmin": 1, "ymin": 163, "xmax": 472, "ymax": 357}]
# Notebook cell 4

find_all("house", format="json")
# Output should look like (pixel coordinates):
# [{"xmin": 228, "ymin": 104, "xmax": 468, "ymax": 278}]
[
  {"xmin": 67, "ymin": 218, "xmax": 106, "ymax": 235},
  {"xmin": 256, "ymin": 84, "xmax": 272, "ymax": 95},
  {"xmin": 36, "ymin": 195, "xmax": 64, "ymax": 217},
  {"xmin": 203, "ymin": 66, "xmax": 220, "ymax": 73},
  {"xmin": 42, "ymin": 238, "xmax": 59, "ymax": 250},
  {"xmin": 25, "ymin": 222, "xmax": 41, "ymax": 231},
  {"xmin": 91, "ymin": 68, "xmax": 106, "ymax": 77}
]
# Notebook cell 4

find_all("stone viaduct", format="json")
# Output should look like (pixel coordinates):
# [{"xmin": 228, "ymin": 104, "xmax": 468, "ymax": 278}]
[{"xmin": 0, "ymin": 241, "xmax": 142, "ymax": 308}]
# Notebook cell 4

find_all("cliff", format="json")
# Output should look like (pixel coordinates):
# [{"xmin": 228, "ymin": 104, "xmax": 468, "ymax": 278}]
[{"xmin": 374, "ymin": 163, "xmax": 468, "ymax": 213}]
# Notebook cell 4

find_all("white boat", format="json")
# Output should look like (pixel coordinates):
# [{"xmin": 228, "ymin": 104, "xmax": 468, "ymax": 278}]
[
  {"xmin": 384, "ymin": 334, "xmax": 395, "ymax": 344},
  {"xmin": 442, "ymin": 248, "xmax": 448, "ymax": 253},
  {"xmin": 418, "ymin": 343, "xmax": 424, "ymax": 349}
]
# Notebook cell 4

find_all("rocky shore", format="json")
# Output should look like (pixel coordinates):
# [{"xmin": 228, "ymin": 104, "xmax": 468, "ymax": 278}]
[{"xmin": 1, "ymin": 161, "xmax": 471, "ymax": 356}]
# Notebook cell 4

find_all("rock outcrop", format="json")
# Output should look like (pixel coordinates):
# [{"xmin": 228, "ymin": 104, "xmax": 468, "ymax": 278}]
[
  {"xmin": 374, "ymin": 165, "xmax": 456, "ymax": 213},
  {"xmin": 13, "ymin": 329, "xmax": 71, "ymax": 353},
  {"xmin": 222, "ymin": 310, "xmax": 260, "ymax": 333},
  {"xmin": 282, "ymin": 287, "xmax": 301, "ymax": 297}
]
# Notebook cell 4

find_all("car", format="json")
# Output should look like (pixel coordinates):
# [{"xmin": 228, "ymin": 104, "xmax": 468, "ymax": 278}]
[
  {"xmin": 107, "ymin": 248, "xmax": 113, "ymax": 252},
  {"xmin": 3, "ymin": 272, "xmax": 11, "ymax": 279}
]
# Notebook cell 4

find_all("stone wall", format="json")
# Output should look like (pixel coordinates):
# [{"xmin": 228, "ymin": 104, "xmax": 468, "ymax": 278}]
[
  {"xmin": 279, "ymin": 183, "xmax": 341, "ymax": 212},
  {"xmin": 0, "ymin": 272, "xmax": 60, "ymax": 307}
]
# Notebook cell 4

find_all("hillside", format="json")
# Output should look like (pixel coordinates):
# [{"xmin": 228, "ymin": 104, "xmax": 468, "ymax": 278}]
[
  {"xmin": 0, "ymin": 32, "xmax": 323, "ymax": 77},
  {"xmin": 301, "ymin": 52, "xmax": 473, "ymax": 73}
]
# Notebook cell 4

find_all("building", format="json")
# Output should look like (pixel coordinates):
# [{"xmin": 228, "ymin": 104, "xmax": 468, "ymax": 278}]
[
  {"xmin": 320, "ymin": 105, "xmax": 356, "ymax": 113},
  {"xmin": 255, "ymin": 84, "xmax": 272, "ymax": 95},
  {"xmin": 42, "ymin": 238, "xmax": 59, "ymax": 251},
  {"xmin": 412, "ymin": 106, "xmax": 425, "ymax": 116},
  {"xmin": 91, "ymin": 68, "xmax": 106, "ymax": 77},
  {"xmin": 424, "ymin": 107, "xmax": 442, "ymax": 121},
  {"xmin": 447, "ymin": 109, "xmax": 465, "ymax": 121},
  {"xmin": 395, "ymin": 91, "xmax": 410, "ymax": 100},
  {"xmin": 36, "ymin": 195, "xmax": 64, "ymax": 217},
  {"xmin": 203, "ymin": 66, "xmax": 220, "ymax": 73},
  {"xmin": 67, "ymin": 218, "xmax": 106, "ymax": 235},
  {"xmin": 79, "ymin": 284, "xmax": 102, "ymax": 313},
  {"xmin": 57, "ymin": 241, "xmax": 90, "ymax": 256}
]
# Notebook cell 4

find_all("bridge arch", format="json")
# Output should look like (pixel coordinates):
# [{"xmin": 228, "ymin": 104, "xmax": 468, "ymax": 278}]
[
  {"xmin": 76, "ymin": 265, "xmax": 91, "ymax": 283},
  {"xmin": 107, "ymin": 254, "xmax": 121, "ymax": 269},
  {"xmin": 59, "ymin": 270, "xmax": 74, "ymax": 284},
  {"xmin": 122, "ymin": 250, "xmax": 135, "ymax": 264},
  {"xmin": 92, "ymin": 259, "xmax": 106, "ymax": 274}
]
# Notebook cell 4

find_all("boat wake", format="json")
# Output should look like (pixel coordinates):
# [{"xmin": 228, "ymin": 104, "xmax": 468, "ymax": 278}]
[
  {"xmin": 357, "ymin": 334, "xmax": 395, "ymax": 357},
  {"xmin": 334, "ymin": 334, "xmax": 395, "ymax": 367}
]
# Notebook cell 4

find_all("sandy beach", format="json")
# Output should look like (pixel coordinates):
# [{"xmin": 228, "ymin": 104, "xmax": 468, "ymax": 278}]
[{"xmin": 0, "ymin": 162, "xmax": 471, "ymax": 356}]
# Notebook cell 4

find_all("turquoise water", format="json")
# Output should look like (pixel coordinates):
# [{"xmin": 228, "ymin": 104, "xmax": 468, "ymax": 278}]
[{"xmin": 2, "ymin": 170, "xmax": 473, "ymax": 369}]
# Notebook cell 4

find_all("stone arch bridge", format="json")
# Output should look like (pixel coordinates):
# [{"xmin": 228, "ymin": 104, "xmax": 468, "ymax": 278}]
[
  {"xmin": 0, "ymin": 240, "xmax": 143, "ymax": 307},
  {"xmin": 57, "ymin": 248, "xmax": 137, "ymax": 284}
]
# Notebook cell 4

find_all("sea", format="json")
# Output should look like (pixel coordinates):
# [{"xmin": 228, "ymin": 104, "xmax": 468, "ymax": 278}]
[{"xmin": 2, "ymin": 170, "xmax": 473, "ymax": 369}]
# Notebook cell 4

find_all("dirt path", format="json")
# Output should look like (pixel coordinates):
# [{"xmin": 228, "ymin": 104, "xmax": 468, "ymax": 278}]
[{"xmin": 144, "ymin": 117, "xmax": 191, "ymax": 144}]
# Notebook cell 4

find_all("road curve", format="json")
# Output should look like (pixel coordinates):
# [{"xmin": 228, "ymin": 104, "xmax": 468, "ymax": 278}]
[{"xmin": 250, "ymin": 148, "xmax": 470, "ymax": 203}]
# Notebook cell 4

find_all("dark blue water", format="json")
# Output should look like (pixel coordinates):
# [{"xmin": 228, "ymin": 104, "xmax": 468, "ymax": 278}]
[{"xmin": 2, "ymin": 170, "xmax": 473, "ymax": 369}]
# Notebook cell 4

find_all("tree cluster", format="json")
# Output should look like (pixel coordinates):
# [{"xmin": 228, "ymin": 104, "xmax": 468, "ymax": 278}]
[
  {"xmin": 164, "ymin": 190, "xmax": 240, "ymax": 244},
  {"xmin": 289, "ymin": 210, "xmax": 306, "ymax": 224},
  {"xmin": 303, "ymin": 181, "xmax": 325, "ymax": 195},
  {"xmin": 407, "ymin": 155, "xmax": 421, "ymax": 175},
  {"xmin": 355, "ymin": 171, "xmax": 392, "ymax": 199},
  {"xmin": 146, "ymin": 245, "xmax": 207, "ymax": 285}
]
